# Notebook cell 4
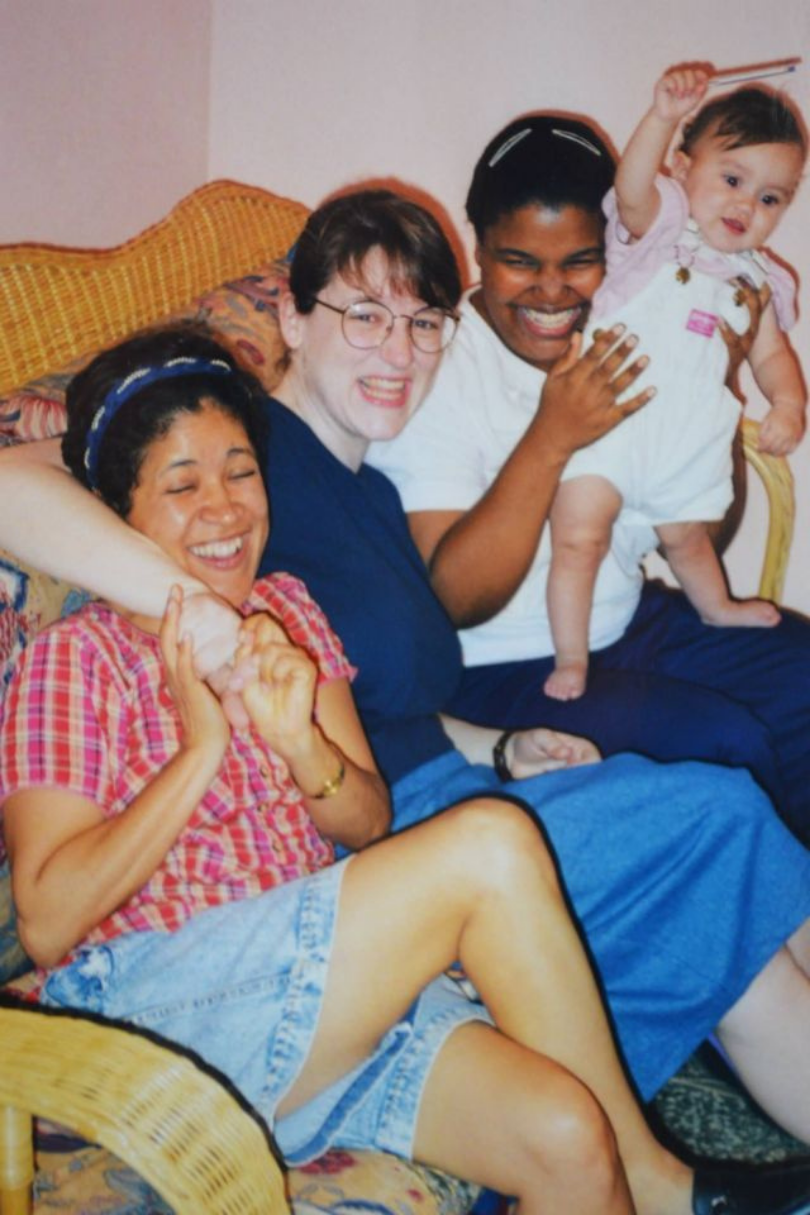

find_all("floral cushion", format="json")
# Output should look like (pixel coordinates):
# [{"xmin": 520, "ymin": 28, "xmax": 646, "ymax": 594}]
[
  {"xmin": 0, "ymin": 259, "xmax": 291, "ymax": 444},
  {"xmin": 32, "ymin": 1136, "xmax": 481, "ymax": 1214}
]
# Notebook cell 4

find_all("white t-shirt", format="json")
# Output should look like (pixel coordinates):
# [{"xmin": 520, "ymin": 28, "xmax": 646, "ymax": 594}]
[{"xmin": 368, "ymin": 294, "xmax": 655, "ymax": 666}]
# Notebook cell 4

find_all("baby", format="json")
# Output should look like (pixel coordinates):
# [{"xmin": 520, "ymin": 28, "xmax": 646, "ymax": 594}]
[{"xmin": 545, "ymin": 66, "xmax": 807, "ymax": 700}]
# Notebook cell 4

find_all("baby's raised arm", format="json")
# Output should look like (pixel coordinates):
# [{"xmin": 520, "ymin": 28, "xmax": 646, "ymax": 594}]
[{"xmin": 616, "ymin": 67, "xmax": 709, "ymax": 238}]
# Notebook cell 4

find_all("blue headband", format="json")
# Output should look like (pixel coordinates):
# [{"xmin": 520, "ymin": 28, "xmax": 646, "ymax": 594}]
[{"xmin": 83, "ymin": 355, "xmax": 233, "ymax": 489}]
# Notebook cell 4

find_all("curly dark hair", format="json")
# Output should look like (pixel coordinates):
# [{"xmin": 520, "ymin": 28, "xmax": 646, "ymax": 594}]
[{"xmin": 62, "ymin": 325, "xmax": 270, "ymax": 519}]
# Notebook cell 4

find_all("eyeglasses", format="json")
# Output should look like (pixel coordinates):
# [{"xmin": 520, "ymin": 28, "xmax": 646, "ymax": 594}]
[{"xmin": 314, "ymin": 298, "xmax": 459, "ymax": 354}]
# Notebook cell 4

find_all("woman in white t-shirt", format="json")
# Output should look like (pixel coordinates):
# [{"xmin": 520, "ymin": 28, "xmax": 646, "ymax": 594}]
[{"xmin": 368, "ymin": 111, "xmax": 810, "ymax": 845}]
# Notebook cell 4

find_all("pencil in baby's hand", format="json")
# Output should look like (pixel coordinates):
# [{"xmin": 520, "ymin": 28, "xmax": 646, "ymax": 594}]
[{"xmin": 709, "ymin": 58, "xmax": 801, "ymax": 88}]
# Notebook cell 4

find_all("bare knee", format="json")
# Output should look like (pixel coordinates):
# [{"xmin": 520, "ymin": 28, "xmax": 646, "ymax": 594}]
[
  {"xmin": 553, "ymin": 527, "xmax": 611, "ymax": 570},
  {"xmin": 517, "ymin": 1067, "xmax": 624, "ymax": 1197},
  {"xmin": 441, "ymin": 798, "xmax": 560, "ymax": 896}
]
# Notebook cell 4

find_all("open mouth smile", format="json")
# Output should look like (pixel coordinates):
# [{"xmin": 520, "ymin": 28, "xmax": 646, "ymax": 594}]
[
  {"xmin": 189, "ymin": 536, "xmax": 246, "ymax": 562},
  {"xmin": 517, "ymin": 303, "xmax": 584, "ymax": 338},
  {"xmin": 359, "ymin": 376, "xmax": 411, "ymax": 409}
]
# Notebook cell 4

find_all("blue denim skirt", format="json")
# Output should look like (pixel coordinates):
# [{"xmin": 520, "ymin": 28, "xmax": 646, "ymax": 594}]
[
  {"xmin": 40, "ymin": 857, "xmax": 491, "ymax": 1164},
  {"xmin": 392, "ymin": 749, "xmax": 810, "ymax": 1100}
]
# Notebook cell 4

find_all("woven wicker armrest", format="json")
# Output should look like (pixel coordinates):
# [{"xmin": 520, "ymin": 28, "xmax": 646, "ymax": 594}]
[
  {"xmin": 0, "ymin": 1002, "xmax": 289, "ymax": 1214},
  {"xmin": 740, "ymin": 417, "xmax": 795, "ymax": 603}
]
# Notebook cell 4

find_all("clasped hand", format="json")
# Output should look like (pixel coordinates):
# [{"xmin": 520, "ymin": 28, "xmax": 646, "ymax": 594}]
[{"xmin": 162, "ymin": 586, "xmax": 318, "ymax": 756}]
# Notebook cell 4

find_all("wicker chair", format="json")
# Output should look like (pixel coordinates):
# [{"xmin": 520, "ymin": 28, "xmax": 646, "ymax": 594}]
[
  {"xmin": 0, "ymin": 1002, "xmax": 288, "ymax": 1215},
  {"xmin": 739, "ymin": 417, "xmax": 795, "ymax": 603}
]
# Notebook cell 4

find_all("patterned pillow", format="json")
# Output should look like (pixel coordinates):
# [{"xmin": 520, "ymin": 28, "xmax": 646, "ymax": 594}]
[{"xmin": 0, "ymin": 258, "xmax": 291, "ymax": 444}]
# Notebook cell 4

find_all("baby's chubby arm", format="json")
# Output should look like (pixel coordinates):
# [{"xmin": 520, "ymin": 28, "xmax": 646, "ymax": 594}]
[
  {"xmin": 748, "ymin": 306, "xmax": 807, "ymax": 455},
  {"xmin": 616, "ymin": 66, "xmax": 709, "ymax": 238}
]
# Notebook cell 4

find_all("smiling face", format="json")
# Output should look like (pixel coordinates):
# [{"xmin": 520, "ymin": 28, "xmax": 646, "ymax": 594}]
[
  {"xmin": 279, "ymin": 247, "xmax": 445, "ymax": 468},
  {"xmin": 126, "ymin": 401, "xmax": 269, "ymax": 614},
  {"xmin": 473, "ymin": 203, "xmax": 606, "ymax": 371},
  {"xmin": 672, "ymin": 136, "xmax": 803, "ymax": 254}
]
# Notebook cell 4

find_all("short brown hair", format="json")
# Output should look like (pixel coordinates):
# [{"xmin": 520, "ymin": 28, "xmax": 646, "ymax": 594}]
[{"xmin": 289, "ymin": 190, "xmax": 461, "ymax": 315}]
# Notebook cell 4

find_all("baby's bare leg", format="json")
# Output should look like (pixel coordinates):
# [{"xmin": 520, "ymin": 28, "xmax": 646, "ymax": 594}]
[
  {"xmin": 657, "ymin": 520, "xmax": 780, "ymax": 627},
  {"xmin": 546, "ymin": 476, "xmax": 622, "ymax": 700}
]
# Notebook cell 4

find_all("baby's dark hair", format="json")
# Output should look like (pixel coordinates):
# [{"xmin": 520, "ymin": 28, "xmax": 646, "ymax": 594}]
[
  {"xmin": 289, "ymin": 189, "xmax": 461, "ymax": 315},
  {"xmin": 466, "ymin": 115, "xmax": 616, "ymax": 243},
  {"xmin": 680, "ymin": 86, "xmax": 807, "ymax": 158},
  {"xmin": 62, "ymin": 325, "xmax": 270, "ymax": 519}
]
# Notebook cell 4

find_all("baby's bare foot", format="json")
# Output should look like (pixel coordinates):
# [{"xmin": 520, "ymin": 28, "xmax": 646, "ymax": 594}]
[
  {"xmin": 544, "ymin": 662, "xmax": 588, "ymax": 700},
  {"xmin": 701, "ymin": 599, "xmax": 781, "ymax": 628}
]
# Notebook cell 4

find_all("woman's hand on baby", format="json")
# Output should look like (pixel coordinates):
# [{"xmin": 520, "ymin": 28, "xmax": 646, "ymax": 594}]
[
  {"xmin": 510, "ymin": 728, "xmax": 601, "ymax": 778},
  {"xmin": 233, "ymin": 613, "xmax": 319, "ymax": 756},
  {"xmin": 539, "ymin": 326, "xmax": 656, "ymax": 457},
  {"xmin": 654, "ymin": 67, "xmax": 709, "ymax": 123},
  {"xmin": 160, "ymin": 587, "xmax": 231, "ymax": 765},
  {"xmin": 758, "ymin": 403, "xmax": 806, "ymax": 456},
  {"xmin": 719, "ymin": 278, "xmax": 771, "ymax": 385}
]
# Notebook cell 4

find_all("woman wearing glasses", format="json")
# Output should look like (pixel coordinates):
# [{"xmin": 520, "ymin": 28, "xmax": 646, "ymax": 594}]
[{"xmin": 3, "ymin": 194, "xmax": 810, "ymax": 1215}]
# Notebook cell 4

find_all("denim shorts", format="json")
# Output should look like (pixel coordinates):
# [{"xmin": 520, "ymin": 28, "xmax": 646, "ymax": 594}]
[{"xmin": 40, "ymin": 857, "xmax": 491, "ymax": 1164}]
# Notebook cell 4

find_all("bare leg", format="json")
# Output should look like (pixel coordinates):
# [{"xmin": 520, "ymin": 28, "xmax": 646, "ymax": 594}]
[
  {"xmin": 546, "ymin": 476, "xmax": 622, "ymax": 701},
  {"xmin": 657, "ymin": 520, "xmax": 780, "ymax": 627},
  {"xmin": 716, "ymin": 929, "xmax": 810, "ymax": 1143},
  {"xmin": 414, "ymin": 1022, "xmax": 634, "ymax": 1214},
  {"xmin": 280, "ymin": 800, "xmax": 692, "ymax": 1215}
]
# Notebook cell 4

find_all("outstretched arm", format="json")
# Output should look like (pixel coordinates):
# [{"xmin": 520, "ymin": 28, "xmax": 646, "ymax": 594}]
[
  {"xmin": 412, "ymin": 328, "xmax": 654, "ymax": 627},
  {"xmin": 0, "ymin": 438, "xmax": 241, "ymax": 673},
  {"xmin": 615, "ymin": 66, "xmax": 709, "ymax": 237},
  {"xmin": 441, "ymin": 715, "xmax": 601, "ymax": 776},
  {"xmin": 0, "ymin": 438, "xmax": 204, "ymax": 612}
]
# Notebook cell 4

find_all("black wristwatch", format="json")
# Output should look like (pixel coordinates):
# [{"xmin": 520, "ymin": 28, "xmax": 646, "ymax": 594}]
[{"xmin": 492, "ymin": 730, "xmax": 514, "ymax": 782}]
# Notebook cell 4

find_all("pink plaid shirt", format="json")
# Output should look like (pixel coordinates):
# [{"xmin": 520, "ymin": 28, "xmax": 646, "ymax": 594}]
[{"xmin": 0, "ymin": 574, "xmax": 353, "ymax": 952}]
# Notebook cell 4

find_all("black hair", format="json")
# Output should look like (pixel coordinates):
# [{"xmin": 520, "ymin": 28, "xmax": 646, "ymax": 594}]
[
  {"xmin": 288, "ymin": 189, "xmax": 461, "ymax": 315},
  {"xmin": 466, "ymin": 115, "xmax": 617, "ymax": 243},
  {"xmin": 62, "ymin": 325, "xmax": 270, "ymax": 519},
  {"xmin": 680, "ymin": 86, "xmax": 807, "ymax": 158}
]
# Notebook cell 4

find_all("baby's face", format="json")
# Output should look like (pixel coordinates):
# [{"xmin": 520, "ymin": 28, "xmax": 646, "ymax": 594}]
[{"xmin": 672, "ymin": 134, "xmax": 804, "ymax": 254}]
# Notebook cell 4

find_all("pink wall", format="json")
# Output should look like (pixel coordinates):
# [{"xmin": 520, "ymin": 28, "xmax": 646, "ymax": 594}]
[
  {"xmin": 0, "ymin": 0, "xmax": 211, "ymax": 246},
  {"xmin": 210, "ymin": 0, "xmax": 810, "ymax": 611}
]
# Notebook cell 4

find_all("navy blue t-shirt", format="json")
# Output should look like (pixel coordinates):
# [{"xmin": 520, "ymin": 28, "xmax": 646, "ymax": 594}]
[{"xmin": 258, "ymin": 398, "xmax": 461, "ymax": 784}]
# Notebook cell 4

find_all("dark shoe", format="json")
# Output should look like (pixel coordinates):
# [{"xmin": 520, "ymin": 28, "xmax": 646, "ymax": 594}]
[{"xmin": 693, "ymin": 1159, "xmax": 810, "ymax": 1214}]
